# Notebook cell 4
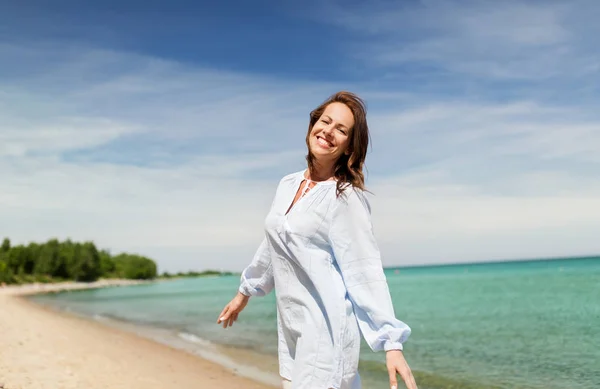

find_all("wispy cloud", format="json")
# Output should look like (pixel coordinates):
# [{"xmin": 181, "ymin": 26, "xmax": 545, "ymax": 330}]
[
  {"xmin": 0, "ymin": 44, "xmax": 336, "ymax": 165},
  {"xmin": 1, "ymin": 1, "xmax": 599, "ymax": 271},
  {"xmin": 0, "ymin": 43, "xmax": 339, "ymax": 271},
  {"xmin": 375, "ymin": 101, "xmax": 600, "ymax": 163},
  {"xmin": 317, "ymin": 0, "xmax": 599, "ymax": 84},
  {"xmin": 372, "ymin": 182, "xmax": 600, "ymax": 264}
]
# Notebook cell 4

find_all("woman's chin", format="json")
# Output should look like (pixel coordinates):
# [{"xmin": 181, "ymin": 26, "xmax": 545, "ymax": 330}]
[
  {"xmin": 310, "ymin": 148, "xmax": 329, "ymax": 157},
  {"xmin": 310, "ymin": 152, "xmax": 340, "ymax": 165}
]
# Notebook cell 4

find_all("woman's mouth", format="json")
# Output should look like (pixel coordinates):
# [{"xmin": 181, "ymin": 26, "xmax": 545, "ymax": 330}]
[{"xmin": 316, "ymin": 136, "xmax": 333, "ymax": 149}]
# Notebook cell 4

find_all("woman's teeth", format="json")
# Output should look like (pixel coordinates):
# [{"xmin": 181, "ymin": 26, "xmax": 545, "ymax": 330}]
[{"xmin": 317, "ymin": 137, "xmax": 332, "ymax": 148}]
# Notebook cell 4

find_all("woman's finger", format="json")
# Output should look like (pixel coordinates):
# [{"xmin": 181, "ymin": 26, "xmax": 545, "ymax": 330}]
[
  {"xmin": 219, "ymin": 309, "xmax": 231, "ymax": 327},
  {"xmin": 410, "ymin": 374, "xmax": 418, "ymax": 389},
  {"xmin": 401, "ymin": 369, "xmax": 418, "ymax": 389},
  {"xmin": 387, "ymin": 366, "xmax": 398, "ymax": 389},
  {"xmin": 217, "ymin": 305, "xmax": 230, "ymax": 323}
]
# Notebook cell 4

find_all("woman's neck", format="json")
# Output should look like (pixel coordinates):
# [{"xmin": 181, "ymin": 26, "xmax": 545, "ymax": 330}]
[{"xmin": 306, "ymin": 161, "xmax": 336, "ymax": 182}]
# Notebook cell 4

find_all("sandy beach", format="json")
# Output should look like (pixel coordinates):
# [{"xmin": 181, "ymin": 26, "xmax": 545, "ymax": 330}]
[{"xmin": 0, "ymin": 281, "xmax": 276, "ymax": 389}]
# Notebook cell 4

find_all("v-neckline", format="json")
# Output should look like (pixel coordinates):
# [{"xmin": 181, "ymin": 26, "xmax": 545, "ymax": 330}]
[
  {"xmin": 284, "ymin": 170, "xmax": 337, "ymax": 216},
  {"xmin": 284, "ymin": 177, "xmax": 316, "ymax": 216}
]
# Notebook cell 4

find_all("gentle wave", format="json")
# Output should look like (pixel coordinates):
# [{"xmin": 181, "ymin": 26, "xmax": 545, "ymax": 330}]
[{"xmin": 177, "ymin": 331, "xmax": 214, "ymax": 347}]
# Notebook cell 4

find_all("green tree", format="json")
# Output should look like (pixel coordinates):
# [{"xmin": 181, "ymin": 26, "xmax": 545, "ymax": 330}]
[
  {"xmin": 99, "ymin": 249, "xmax": 116, "ymax": 277},
  {"xmin": 0, "ymin": 237, "xmax": 159, "ymax": 285},
  {"xmin": 6, "ymin": 246, "xmax": 27, "ymax": 275},
  {"xmin": 113, "ymin": 253, "xmax": 157, "ymax": 280},
  {"xmin": 1, "ymin": 238, "xmax": 10, "ymax": 252},
  {"xmin": 56, "ymin": 239, "xmax": 76, "ymax": 279},
  {"xmin": 34, "ymin": 239, "xmax": 61, "ymax": 276},
  {"xmin": 0, "ymin": 254, "xmax": 14, "ymax": 284},
  {"xmin": 70, "ymin": 242, "xmax": 101, "ymax": 282}
]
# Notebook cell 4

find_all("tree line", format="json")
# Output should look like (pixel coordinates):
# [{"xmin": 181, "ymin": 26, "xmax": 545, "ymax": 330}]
[
  {"xmin": 160, "ymin": 269, "xmax": 235, "ymax": 278},
  {"xmin": 0, "ymin": 237, "xmax": 157, "ymax": 285}
]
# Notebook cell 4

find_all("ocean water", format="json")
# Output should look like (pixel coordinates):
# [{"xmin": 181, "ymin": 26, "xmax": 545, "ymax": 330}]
[{"xmin": 30, "ymin": 256, "xmax": 600, "ymax": 389}]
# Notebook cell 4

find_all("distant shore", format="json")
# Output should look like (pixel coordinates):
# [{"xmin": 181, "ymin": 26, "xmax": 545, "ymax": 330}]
[{"xmin": 0, "ymin": 280, "xmax": 276, "ymax": 389}]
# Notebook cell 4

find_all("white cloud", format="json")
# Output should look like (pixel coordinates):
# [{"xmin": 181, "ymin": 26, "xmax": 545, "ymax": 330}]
[
  {"xmin": 0, "ymin": 117, "xmax": 140, "ymax": 157},
  {"xmin": 0, "ymin": 153, "xmax": 287, "ymax": 271},
  {"xmin": 1, "ymin": 30, "xmax": 599, "ymax": 273},
  {"xmin": 317, "ymin": 0, "xmax": 600, "ymax": 81},
  {"xmin": 368, "ymin": 169, "xmax": 600, "ymax": 265},
  {"xmin": 0, "ymin": 44, "xmax": 327, "ymax": 271},
  {"xmin": 368, "ymin": 101, "xmax": 600, "ymax": 167}
]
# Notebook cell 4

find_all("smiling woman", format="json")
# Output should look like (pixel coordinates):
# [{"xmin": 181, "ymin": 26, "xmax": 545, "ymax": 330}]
[
  {"xmin": 217, "ymin": 91, "xmax": 418, "ymax": 389},
  {"xmin": 305, "ymin": 92, "xmax": 370, "ymax": 197}
]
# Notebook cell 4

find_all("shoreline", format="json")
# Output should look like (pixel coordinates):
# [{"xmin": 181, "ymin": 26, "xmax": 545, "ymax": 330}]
[
  {"xmin": 0, "ymin": 278, "xmax": 154, "ymax": 296},
  {"xmin": 0, "ymin": 280, "xmax": 278, "ymax": 389}
]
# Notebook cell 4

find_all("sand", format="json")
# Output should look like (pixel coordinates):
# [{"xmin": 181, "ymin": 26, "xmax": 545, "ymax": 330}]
[{"xmin": 0, "ymin": 281, "xmax": 277, "ymax": 389}]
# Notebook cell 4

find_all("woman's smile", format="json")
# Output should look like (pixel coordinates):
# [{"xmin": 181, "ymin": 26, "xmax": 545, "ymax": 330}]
[{"xmin": 316, "ymin": 135, "xmax": 333, "ymax": 149}]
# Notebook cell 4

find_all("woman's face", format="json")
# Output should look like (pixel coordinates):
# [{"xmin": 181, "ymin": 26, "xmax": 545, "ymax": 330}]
[{"xmin": 308, "ymin": 102, "xmax": 354, "ymax": 164}]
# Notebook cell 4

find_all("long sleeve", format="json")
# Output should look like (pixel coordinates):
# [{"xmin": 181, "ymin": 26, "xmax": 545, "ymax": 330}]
[
  {"xmin": 238, "ymin": 237, "xmax": 275, "ymax": 297},
  {"xmin": 238, "ymin": 180, "xmax": 283, "ymax": 297},
  {"xmin": 328, "ymin": 187, "xmax": 411, "ymax": 352}
]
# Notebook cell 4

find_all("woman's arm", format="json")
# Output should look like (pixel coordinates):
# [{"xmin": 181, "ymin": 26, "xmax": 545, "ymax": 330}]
[
  {"xmin": 217, "ymin": 178, "xmax": 282, "ymax": 328},
  {"xmin": 238, "ymin": 237, "xmax": 274, "ymax": 297},
  {"xmin": 217, "ymin": 237, "xmax": 274, "ymax": 328},
  {"xmin": 328, "ymin": 187, "xmax": 417, "ymax": 389},
  {"xmin": 328, "ymin": 187, "xmax": 411, "ymax": 351}
]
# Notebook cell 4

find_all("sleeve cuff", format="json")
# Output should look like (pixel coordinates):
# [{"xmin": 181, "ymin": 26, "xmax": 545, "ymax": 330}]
[
  {"xmin": 384, "ymin": 341, "xmax": 404, "ymax": 352},
  {"xmin": 238, "ymin": 284, "xmax": 252, "ymax": 297}
]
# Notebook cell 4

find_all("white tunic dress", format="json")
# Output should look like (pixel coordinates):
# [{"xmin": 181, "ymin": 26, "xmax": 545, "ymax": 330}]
[{"xmin": 239, "ymin": 170, "xmax": 411, "ymax": 389}]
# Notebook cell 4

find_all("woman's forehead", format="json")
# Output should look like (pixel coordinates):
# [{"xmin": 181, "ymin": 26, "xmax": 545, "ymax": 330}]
[{"xmin": 322, "ymin": 102, "xmax": 354, "ymax": 128}]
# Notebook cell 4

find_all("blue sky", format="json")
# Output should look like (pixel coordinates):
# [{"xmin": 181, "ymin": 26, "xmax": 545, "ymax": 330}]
[{"xmin": 1, "ymin": 0, "xmax": 599, "ymax": 272}]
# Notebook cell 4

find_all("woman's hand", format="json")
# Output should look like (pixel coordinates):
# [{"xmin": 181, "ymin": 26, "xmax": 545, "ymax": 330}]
[
  {"xmin": 386, "ymin": 350, "xmax": 418, "ymax": 389},
  {"xmin": 216, "ymin": 291, "xmax": 250, "ymax": 328}
]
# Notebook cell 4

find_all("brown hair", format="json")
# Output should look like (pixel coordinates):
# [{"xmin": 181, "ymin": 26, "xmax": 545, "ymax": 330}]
[{"xmin": 305, "ymin": 91, "xmax": 371, "ymax": 197}]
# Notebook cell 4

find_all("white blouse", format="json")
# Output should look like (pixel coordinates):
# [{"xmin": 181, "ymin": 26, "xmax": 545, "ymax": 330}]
[{"xmin": 239, "ymin": 169, "xmax": 411, "ymax": 389}]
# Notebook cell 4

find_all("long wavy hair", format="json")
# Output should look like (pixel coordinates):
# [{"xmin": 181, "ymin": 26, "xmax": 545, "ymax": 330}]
[{"xmin": 305, "ymin": 91, "xmax": 371, "ymax": 197}]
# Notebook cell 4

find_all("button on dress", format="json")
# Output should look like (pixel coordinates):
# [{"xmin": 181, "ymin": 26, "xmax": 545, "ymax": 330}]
[{"xmin": 239, "ymin": 170, "xmax": 411, "ymax": 389}]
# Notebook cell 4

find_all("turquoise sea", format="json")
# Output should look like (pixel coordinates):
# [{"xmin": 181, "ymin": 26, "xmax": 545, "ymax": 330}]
[{"xmin": 30, "ymin": 256, "xmax": 600, "ymax": 389}]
